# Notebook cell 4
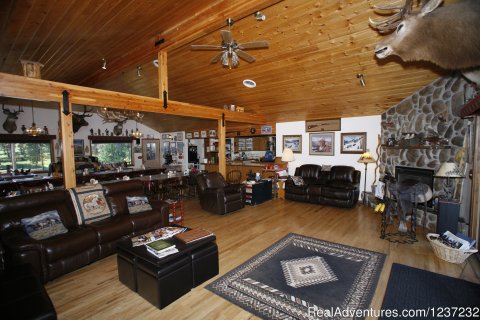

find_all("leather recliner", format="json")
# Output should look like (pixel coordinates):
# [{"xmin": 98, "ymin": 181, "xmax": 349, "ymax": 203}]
[
  {"xmin": 195, "ymin": 172, "xmax": 245, "ymax": 215},
  {"xmin": 285, "ymin": 164, "xmax": 360, "ymax": 208}
]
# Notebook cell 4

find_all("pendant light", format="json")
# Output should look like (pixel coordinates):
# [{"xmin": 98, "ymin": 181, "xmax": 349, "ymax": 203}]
[
  {"xmin": 131, "ymin": 120, "xmax": 143, "ymax": 139},
  {"xmin": 26, "ymin": 101, "xmax": 43, "ymax": 136}
]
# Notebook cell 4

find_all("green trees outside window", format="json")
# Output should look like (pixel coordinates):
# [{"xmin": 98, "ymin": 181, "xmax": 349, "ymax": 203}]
[
  {"xmin": 0, "ymin": 142, "xmax": 52, "ymax": 173},
  {"xmin": 91, "ymin": 142, "xmax": 132, "ymax": 165}
]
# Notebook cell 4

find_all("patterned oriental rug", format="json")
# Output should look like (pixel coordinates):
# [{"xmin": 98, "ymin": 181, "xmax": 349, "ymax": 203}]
[{"xmin": 207, "ymin": 233, "xmax": 386, "ymax": 320}]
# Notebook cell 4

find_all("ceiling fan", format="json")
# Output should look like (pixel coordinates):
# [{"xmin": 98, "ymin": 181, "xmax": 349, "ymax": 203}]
[{"xmin": 191, "ymin": 18, "xmax": 269, "ymax": 69}]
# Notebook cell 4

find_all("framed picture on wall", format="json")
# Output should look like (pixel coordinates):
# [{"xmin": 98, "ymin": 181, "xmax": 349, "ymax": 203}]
[
  {"xmin": 73, "ymin": 139, "xmax": 84, "ymax": 156},
  {"xmin": 186, "ymin": 132, "xmax": 193, "ymax": 139},
  {"xmin": 261, "ymin": 125, "xmax": 272, "ymax": 134},
  {"xmin": 282, "ymin": 135, "xmax": 302, "ymax": 153},
  {"xmin": 309, "ymin": 132, "xmax": 334, "ymax": 156},
  {"xmin": 193, "ymin": 131, "xmax": 200, "ymax": 138},
  {"xmin": 201, "ymin": 130, "xmax": 207, "ymax": 138},
  {"xmin": 340, "ymin": 132, "xmax": 366, "ymax": 154},
  {"xmin": 209, "ymin": 129, "xmax": 216, "ymax": 137}
]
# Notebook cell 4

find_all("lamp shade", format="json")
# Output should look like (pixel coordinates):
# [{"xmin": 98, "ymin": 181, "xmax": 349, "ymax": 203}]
[
  {"xmin": 436, "ymin": 162, "xmax": 464, "ymax": 178},
  {"xmin": 357, "ymin": 151, "xmax": 375, "ymax": 164},
  {"xmin": 281, "ymin": 148, "xmax": 295, "ymax": 162}
]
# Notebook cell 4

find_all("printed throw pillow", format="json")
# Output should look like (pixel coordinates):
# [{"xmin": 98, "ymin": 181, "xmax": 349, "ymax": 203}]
[
  {"xmin": 321, "ymin": 165, "xmax": 332, "ymax": 171},
  {"xmin": 21, "ymin": 210, "xmax": 68, "ymax": 240},
  {"xmin": 127, "ymin": 196, "xmax": 153, "ymax": 214},
  {"xmin": 69, "ymin": 184, "xmax": 113, "ymax": 224},
  {"xmin": 291, "ymin": 176, "xmax": 304, "ymax": 186}
]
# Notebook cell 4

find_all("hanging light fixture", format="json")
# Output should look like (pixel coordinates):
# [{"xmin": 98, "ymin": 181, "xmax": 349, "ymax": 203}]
[
  {"xmin": 26, "ymin": 101, "xmax": 43, "ymax": 136},
  {"xmin": 131, "ymin": 120, "xmax": 143, "ymax": 139},
  {"xmin": 136, "ymin": 66, "xmax": 142, "ymax": 77},
  {"xmin": 101, "ymin": 58, "xmax": 107, "ymax": 70}
]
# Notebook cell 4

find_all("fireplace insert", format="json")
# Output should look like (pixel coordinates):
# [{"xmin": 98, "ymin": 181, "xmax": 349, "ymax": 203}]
[{"xmin": 395, "ymin": 166, "xmax": 435, "ymax": 208}]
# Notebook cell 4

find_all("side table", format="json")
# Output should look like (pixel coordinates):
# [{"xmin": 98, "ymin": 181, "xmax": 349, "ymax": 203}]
[
  {"xmin": 436, "ymin": 200, "xmax": 460, "ymax": 234},
  {"xmin": 165, "ymin": 199, "xmax": 184, "ymax": 224},
  {"xmin": 244, "ymin": 180, "xmax": 272, "ymax": 205}
]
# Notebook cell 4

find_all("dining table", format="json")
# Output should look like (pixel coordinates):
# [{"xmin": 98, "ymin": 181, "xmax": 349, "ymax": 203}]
[{"xmin": 137, "ymin": 173, "xmax": 187, "ymax": 200}]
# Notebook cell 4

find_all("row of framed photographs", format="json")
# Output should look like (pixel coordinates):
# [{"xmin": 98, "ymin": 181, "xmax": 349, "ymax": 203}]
[
  {"xmin": 283, "ymin": 132, "xmax": 367, "ymax": 156},
  {"xmin": 186, "ymin": 130, "xmax": 217, "ymax": 139}
]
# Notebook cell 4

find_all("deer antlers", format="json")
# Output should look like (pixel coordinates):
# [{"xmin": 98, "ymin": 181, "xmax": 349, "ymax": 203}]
[{"xmin": 369, "ymin": 0, "xmax": 414, "ymax": 31}]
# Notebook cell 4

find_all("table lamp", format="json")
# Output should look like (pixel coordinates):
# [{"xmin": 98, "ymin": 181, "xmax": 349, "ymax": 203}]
[
  {"xmin": 357, "ymin": 151, "xmax": 375, "ymax": 205},
  {"xmin": 281, "ymin": 148, "xmax": 295, "ymax": 175},
  {"xmin": 435, "ymin": 162, "xmax": 464, "ymax": 200}
]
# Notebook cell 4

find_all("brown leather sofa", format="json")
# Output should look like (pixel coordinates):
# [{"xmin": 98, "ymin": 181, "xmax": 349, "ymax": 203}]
[
  {"xmin": 0, "ymin": 180, "xmax": 170, "ymax": 283},
  {"xmin": 195, "ymin": 172, "xmax": 245, "ymax": 215},
  {"xmin": 285, "ymin": 165, "xmax": 361, "ymax": 208}
]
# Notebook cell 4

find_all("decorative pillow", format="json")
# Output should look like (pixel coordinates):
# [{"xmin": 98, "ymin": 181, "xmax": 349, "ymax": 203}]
[
  {"xmin": 68, "ymin": 184, "xmax": 112, "ymax": 224},
  {"xmin": 321, "ymin": 165, "xmax": 332, "ymax": 171},
  {"xmin": 291, "ymin": 176, "xmax": 304, "ymax": 186},
  {"xmin": 21, "ymin": 210, "xmax": 68, "ymax": 240},
  {"xmin": 127, "ymin": 196, "xmax": 152, "ymax": 214}
]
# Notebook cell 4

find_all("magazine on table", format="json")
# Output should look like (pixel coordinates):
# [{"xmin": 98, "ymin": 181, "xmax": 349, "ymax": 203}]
[{"xmin": 131, "ymin": 226, "xmax": 187, "ymax": 247}]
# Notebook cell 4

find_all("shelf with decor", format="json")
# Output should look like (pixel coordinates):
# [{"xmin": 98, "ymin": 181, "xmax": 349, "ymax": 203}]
[{"xmin": 381, "ymin": 145, "xmax": 451, "ymax": 150}]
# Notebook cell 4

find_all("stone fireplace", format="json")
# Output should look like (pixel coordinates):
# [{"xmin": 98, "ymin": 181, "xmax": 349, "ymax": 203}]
[{"xmin": 380, "ymin": 75, "xmax": 472, "ymax": 230}]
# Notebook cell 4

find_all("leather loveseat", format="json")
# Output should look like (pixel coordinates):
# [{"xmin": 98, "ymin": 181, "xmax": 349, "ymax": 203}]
[
  {"xmin": 195, "ymin": 172, "xmax": 245, "ymax": 215},
  {"xmin": 285, "ymin": 165, "xmax": 361, "ymax": 208},
  {"xmin": 0, "ymin": 180, "xmax": 169, "ymax": 283}
]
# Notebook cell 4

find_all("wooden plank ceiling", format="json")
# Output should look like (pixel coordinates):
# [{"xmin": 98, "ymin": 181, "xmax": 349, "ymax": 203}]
[{"xmin": 0, "ymin": 0, "xmax": 448, "ymax": 132}]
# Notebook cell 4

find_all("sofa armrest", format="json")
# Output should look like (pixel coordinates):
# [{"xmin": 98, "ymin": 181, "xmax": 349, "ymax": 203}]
[
  {"xmin": 0, "ymin": 241, "xmax": 4, "ymax": 272},
  {"xmin": 149, "ymin": 200, "xmax": 170, "ymax": 226},
  {"xmin": 1, "ymin": 227, "xmax": 47, "ymax": 281}
]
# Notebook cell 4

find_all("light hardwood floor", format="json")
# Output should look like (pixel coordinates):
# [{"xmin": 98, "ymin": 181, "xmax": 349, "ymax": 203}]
[{"xmin": 45, "ymin": 198, "xmax": 480, "ymax": 319}]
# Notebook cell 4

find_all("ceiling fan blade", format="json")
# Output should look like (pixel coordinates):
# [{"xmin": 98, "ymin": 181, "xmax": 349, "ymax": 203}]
[
  {"xmin": 238, "ymin": 41, "xmax": 269, "ymax": 50},
  {"xmin": 236, "ymin": 50, "xmax": 256, "ymax": 63},
  {"xmin": 210, "ymin": 51, "xmax": 224, "ymax": 64},
  {"xmin": 220, "ymin": 30, "xmax": 233, "ymax": 44},
  {"xmin": 191, "ymin": 45, "xmax": 223, "ymax": 50}
]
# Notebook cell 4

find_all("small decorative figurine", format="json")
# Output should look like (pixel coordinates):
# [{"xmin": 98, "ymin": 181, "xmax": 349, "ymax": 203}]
[
  {"xmin": 90, "ymin": 128, "xmax": 94, "ymax": 136},
  {"xmin": 98, "ymin": 128, "xmax": 101, "ymax": 136},
  {"xmin": 43, "ymin": 126, "xmax": 49, "ymax": 134}
]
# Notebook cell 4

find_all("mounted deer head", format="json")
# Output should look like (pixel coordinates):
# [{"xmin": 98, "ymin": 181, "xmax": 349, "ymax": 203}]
[
  {"xmin": 113, "ymin": 120, "xmax": 127, "ymax": 136},
  {"xmin": 370, "ymin": 0, "xmax": 480, "ymax": 83},
  {"xmin": 72, "ymin": 106, "xmax": 93, "ymax": 133},
  {"xmin": 2, "ymin": 105, "xmax": 24, "ymax": 133}
]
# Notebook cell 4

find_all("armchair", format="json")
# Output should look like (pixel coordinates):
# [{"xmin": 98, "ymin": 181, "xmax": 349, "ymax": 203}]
[{"xmin": 195, "ymin": 172, "xmax": 245, "ymax": 215}]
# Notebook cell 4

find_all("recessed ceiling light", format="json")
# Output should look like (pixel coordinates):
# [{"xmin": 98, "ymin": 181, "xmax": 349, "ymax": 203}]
[{"xmin": 243, "ymin": 79, "xmax": 256, "ymax": 88}]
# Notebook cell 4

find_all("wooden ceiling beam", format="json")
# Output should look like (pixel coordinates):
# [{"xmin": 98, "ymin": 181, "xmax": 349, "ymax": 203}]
[
  {"xmin": 79, "ymin": 0, "xmax": 283, "ymax": 87},
  {"xmin": 0, "ymin": 72, "xmax": 266, "ymax": 124}
]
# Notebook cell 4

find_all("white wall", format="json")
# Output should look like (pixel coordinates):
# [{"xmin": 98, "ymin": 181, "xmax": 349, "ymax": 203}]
[{"xmin": 275, "ymin": 115, "xmax": 381, "ymax": 195}]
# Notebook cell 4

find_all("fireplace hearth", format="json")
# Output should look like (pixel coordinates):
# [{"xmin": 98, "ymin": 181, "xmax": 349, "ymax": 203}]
[{"xmin": 395, "ymin": 166, "xmax": 435, "ymax": 208}]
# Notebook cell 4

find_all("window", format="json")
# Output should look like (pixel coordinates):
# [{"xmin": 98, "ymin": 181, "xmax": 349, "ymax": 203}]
[
  {"xmin": 91, "ymin": 140, "xmax": 133, "ymax": 164},
  {"xmin": 0, "ymin": 142, "xmax": 53, "ymax": 173}
]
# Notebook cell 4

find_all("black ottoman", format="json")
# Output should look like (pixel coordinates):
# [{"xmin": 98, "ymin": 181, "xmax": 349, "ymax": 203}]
[
  {"xmin": 136, "ymin": 255, "xmax": 193, "ymax": 309},
  {"xmin": 191, "ymin": 242, "xmax": 219, "ymax": 287}
]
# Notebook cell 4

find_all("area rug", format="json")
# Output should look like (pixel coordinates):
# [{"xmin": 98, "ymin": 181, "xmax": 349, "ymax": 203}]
[
  {"xmin": 207, "ymin": 233, "xmax": 386, "ymax": 319},
  {"xmin": 380, "ymin": 263, "xmax": 480, "ymax": 320}
]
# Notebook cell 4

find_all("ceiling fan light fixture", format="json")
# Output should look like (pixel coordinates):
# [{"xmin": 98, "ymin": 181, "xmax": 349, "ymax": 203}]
[
  {"xmin": 101, "ymin": 58, "xmax": 107, "ymax": 70},
  {"xmin": 254, "ymin": 11, "xmax": 266, "ymax": 21},
  {"xmin": 243, "ymin": 79, "xmax": 256, "ymax": 88},
  {"xmin": 221, "ymin": 52, "xmax": 229, "ymax": 66}
]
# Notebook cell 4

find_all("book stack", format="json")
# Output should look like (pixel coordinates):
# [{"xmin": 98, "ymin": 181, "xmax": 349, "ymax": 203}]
[
  {"xmin": 145, "ymin": 239, "xmax": 178, "ymax": 258},
  {"xmin": 174, "ymin": 228, "xmax": 214, "ymax": 244}
]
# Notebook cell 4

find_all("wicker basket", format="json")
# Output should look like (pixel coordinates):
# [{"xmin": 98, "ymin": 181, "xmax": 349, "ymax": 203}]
[{"xmin": 427, "ymin": 233, "xmax": 478, "ymax": 264}]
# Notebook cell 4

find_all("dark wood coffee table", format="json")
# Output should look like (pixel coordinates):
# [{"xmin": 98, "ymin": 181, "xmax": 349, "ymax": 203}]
[{"xmin": 116, "ymin": 229, "xmax": 218, "ymax": 309}]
